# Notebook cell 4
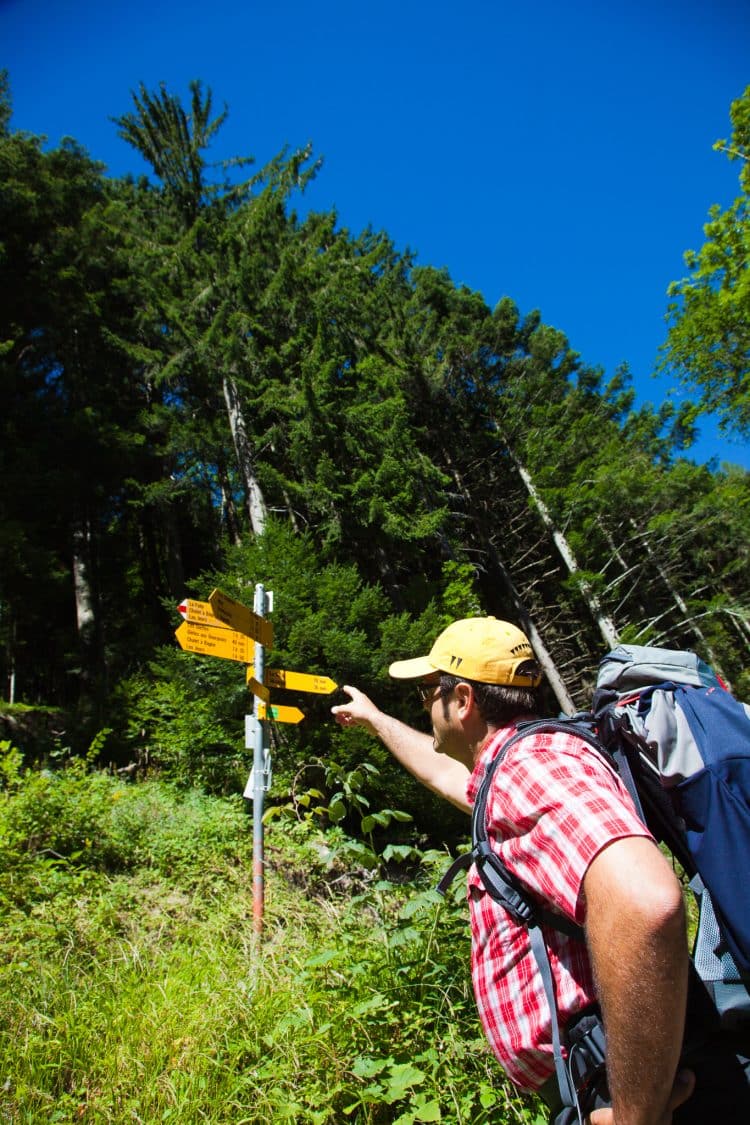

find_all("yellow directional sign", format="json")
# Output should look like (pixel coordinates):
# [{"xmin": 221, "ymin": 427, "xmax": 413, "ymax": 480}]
[
  {"xmin": 265, "ymin": 669, "xmax": 337, "ymax": 695},
  {"xmin": 178, "ymin": 598, "xmax": 232, "ymax": 630},
  {"xmin": 246, "ymin": 672, "xmax": 270, "ymax": 703},
  {"xmin": 208, "ymin": 588, "xmax": 274, "ymax": 647},
  {"xmin": 175, "ymin": 621, "xmax": 255, "ymax": 664},
  {"xmin": 258, "ymin": 702, "xmax": 305, "ymax": 724}
]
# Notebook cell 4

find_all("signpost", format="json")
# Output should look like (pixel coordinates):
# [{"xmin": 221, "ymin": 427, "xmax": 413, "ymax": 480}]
[
  {"xmin": 249, "ymin": 584, "xmax": 269, "ymax": 938},
  {"xmin": 265, "ymin": 669, "xmax": 337, "ymax": 695},
  {"xmin": 246, "ymin": 670, "xmax": 270, "ymax": 703},
  {"xmin": 177, "ymin": 598, "xmax": 232, "ymax": 630},
  {"xmin": 208, "ymin": 588, "xmax": 274, "ymax": 647},
  {"xmin": 257, "ymin": 702, "xmax": 305, "ymax": 725},
  {"xmin": 174, "ymin": 586, "xmax": 338, "ymax": 940},
  {"xmin": 175, "ymin": 621, "xmax": 255, "ymax": 664}
]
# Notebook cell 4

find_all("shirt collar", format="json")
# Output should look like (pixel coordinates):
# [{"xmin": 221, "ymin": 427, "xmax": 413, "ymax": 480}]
[{"xmin": 466, "ymin": 721, "xmax": 519, "ymax": 806}]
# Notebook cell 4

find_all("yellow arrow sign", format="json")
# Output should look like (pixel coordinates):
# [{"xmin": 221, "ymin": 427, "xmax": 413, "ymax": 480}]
[
  {"xmin": 175, "ymin": 621, "xmax": 255, "ymax": 664},
  {"xmin": 178, "ymin": 598, "xmax": 232, "ymax": 630},
  {"xmin": 246, "ymin": 671, "xmax": 271, "ymax": 703},
  {"xmin": 208, "ymin": 588, "xmax": 274, "ymax": 647},
  {"xmin": 258, "ymin": 702, "xmax": 305, "ymax": 724},
  {"xmin": 265, "ymin": 669, "xmax": 337, "ymax": 695}
]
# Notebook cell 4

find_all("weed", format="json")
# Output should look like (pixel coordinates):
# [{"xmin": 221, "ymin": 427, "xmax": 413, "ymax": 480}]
[{"xmin": 0, "ymin": 764, "xmax": 544, "ymax": 1123}]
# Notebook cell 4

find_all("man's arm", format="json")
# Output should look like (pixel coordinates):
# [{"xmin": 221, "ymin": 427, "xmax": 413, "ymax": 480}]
[
  {"xmin": 331, "ymin": 685, "xmax": 471, "ymax": 813},
  {"xmin": 582, "ymin": 835, "xmax": 694, "ymax": 1125}
]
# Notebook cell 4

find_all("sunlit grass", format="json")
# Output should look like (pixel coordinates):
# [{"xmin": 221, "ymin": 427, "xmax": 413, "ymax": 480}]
[{"xmin": 0, "ymin": 768, "xmax": 543, "ymax": 1124}]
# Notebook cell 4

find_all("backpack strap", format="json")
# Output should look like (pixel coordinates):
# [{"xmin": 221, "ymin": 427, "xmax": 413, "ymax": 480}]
[
  {"xmin": 438, "ymin": 716, "xmax": 603, "ymax": 940},
  {"xmin": 437, "ymin": 718, "xmax": 612, "ymax": 1117}
]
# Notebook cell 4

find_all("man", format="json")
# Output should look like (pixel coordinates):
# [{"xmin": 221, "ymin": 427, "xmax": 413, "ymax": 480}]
[{"xmin": 332, "ymin": 616, "xmax": 698, "ymax": 1125}]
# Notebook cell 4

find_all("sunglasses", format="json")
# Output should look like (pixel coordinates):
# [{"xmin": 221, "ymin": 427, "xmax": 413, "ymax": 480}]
[{"xmin": 416, "ymin": 679, "xmax": 442, "ymax": 705}]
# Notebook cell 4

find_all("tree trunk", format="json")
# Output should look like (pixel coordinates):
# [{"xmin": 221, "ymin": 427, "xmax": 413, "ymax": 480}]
[
  {"xmin": 72, "ymin": 519, "xmax": 103, "ymax": 697},
  {"xmin": 222, "ymin": 375, "xmax": 267, "ymax": 536},
  {"xmin": 217, "ymin": 457, "xmax": 242, "ymax": 546},
  {"xmin": 440, "ymin": 446, "xmax": 577, "ymax": 715},
  {"xmin": 6, "ymin": 615, "xmax": 16, "ymax": 705},
  {"xmin": 72, "ymin": 522, "xmax": 96, "ymax": 642},
  {"xmin": 486, "ymin": 541, "xmax": 578, "ymax": 714},
  {"xmin": 510, "ymin": 453, "xmax": 620, "ymax": 651}
]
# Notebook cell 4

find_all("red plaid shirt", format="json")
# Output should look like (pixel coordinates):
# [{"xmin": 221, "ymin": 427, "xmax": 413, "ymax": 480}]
[{"xmin": 466, "ymin": 721, "xmax": 651, "ymax": 1091}]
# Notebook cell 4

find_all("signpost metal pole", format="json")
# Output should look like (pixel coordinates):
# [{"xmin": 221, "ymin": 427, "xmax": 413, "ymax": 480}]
[{"xmin": 252, "ymin": 583, "xmax": 267, "ymax": 936}]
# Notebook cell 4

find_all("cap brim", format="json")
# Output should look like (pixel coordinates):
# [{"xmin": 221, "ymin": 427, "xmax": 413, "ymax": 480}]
[{"xmin": 388, "ymin": 655, "xmax": 437, "ymax": 680}]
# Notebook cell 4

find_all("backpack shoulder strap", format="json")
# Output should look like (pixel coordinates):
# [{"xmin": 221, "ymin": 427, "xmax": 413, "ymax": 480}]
[
  {"xmin": 439, "ymin": 717, "xmax": 608, "ymax": 919},
  {"xmin": 438, "ymin": 717, "xmax": 602, "ymax": 933},
  {"xmin": 437, "ymin": 717, "xmax": 605, "ymax": 1115}
]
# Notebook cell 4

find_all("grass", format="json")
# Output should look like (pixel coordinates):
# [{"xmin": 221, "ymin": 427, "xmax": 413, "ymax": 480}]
[{"xmin": 0, "ymin": 763, "xmax": 543, "ymax": 1125}]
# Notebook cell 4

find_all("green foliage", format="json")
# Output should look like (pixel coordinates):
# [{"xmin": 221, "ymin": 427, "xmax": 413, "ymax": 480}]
[
  {"xmin": 438, "ymin": 561, "xmax": 483, "ymax": 625},
  {"xmin": 113, "ymin": 80, "xmax": 234, "ymax": 224},
  {"xmin": 0, "ymin": 739, "xmax": 23, "ymax": 787},
  {"xmin": 0, "ymin": 770, "xmax": 542, "ymax": 1124},
  {"xmin": 0, "ymin": 759, "xmax": 248, "ymax": 901},
  {"xmin": 662, "ymin": 85, "xmax": 750, "ymax": 438},
  {"xmin": 2, "ymin": 73, "xmax": 749, "ymax": 801},
  {"xmin": 116, "ymin": 652, "xmax": 248, "ymax": 793}
]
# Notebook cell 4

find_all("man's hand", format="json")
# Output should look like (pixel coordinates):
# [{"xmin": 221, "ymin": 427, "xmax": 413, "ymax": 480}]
[
  {"xmin": 331, "ymin": 685, "xmax": 381, "ymax": 734},
  {"xmin": 586, "ymin": 1068, "xmax": 695, "ymax": 1124},
  {"xmin": 331, "ymin": 684, "xmax": 471, "ymax": 812}
]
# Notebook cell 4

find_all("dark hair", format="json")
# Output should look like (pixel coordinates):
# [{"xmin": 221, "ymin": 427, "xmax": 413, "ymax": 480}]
[{"xmin": 439, "ymin": 672, "xmax": 540, "ymax": 727}]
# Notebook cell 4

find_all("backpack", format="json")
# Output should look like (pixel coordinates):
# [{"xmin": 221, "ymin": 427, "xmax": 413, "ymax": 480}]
[
  {"xmin": 593, "ymin": 644, "xmax": 750, "ymax": 1011},
  {"xmin": 438, "ymin": 643, "xmax": 750, "ymax": 1121}
]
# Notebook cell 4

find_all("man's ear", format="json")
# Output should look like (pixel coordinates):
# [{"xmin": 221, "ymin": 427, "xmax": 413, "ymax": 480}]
[{"xmin": 453, "ymin": 681, "xmax": 474, "ymax": 718}]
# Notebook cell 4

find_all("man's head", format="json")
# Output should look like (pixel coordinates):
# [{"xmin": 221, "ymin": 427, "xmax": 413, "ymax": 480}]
[
  {"xmin": 389, "ymin": 617, "xmax": 541, "ymax": 689},
  {"xmin": 389, "ymin": 618, "xmax": 542, "ymax": 761}
]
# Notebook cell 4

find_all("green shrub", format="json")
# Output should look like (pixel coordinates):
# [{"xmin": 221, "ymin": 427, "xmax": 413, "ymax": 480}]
[
  {"xmin": 0, "ymin": 771, "xmax": 544, "ymax": 1124},
  {"xmin": 0, "ymin": 760, "xmax": 250, "ymax": 890}
]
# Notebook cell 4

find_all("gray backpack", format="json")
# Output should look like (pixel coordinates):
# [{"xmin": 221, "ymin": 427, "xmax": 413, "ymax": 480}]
[{"xmin": 593, "ymin": 644, "xmax": 750, "ymax": 1018}]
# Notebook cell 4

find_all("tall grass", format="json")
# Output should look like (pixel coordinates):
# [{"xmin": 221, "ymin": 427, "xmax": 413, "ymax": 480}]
[{"xmin": 0, "ymin": 754, "xmax": 543, "ymax": 1124}]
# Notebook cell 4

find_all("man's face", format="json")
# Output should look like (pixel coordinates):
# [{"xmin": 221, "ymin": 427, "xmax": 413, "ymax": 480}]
[{"xmin": 418, "ymin": 675, "xmax": 472, "ymax": 766}]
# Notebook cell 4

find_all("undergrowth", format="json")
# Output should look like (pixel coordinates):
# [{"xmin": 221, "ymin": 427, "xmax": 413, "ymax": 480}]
[{"xmin": 0, "ymin": 748, "xmax": 544, "ymax": 1124}]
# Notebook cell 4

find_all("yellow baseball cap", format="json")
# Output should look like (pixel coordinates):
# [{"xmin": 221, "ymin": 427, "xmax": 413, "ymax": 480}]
[{"xmin": 388, "ymin": 617, "xmax": 542, "ymax": 687}]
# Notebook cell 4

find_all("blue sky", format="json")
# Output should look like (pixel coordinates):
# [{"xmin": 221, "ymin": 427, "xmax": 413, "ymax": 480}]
[{"xmin": 3, "ymin": 0, "xmax": 749, "ymax": 466}]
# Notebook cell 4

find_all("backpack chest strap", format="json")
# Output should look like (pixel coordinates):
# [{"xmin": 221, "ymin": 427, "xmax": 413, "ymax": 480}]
[{"xmin": 438, "ymin": 838, "xmax": 584, "ymax": 940}]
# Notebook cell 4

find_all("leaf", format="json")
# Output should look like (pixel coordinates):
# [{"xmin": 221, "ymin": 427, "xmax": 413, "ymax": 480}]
[
  {"xmin": 382, "ymin": 843, "xmax": 419, "ymax": 862},
  {"xmin": 350, "ymin": 993, "xmax": 391, "ymax": 1017},
  {"xmin": 478, "ymin": 1085, "xmax": 498, "ymax": 1109},
  {"xmin": 384, "ymin": 1063, "xmax": 426, "ymax": 1102},
  {"xmin": 328, "ymin": 798, "xmax": 347, "ymax": 823},
  {"xmin": 388, "ymin": 925, "xmax": 420, "ymax": 948},
  {"xmin": 398, "ymin": 891, "xmax": 442, "ymax": 919},
  {"xmin": 351, "ymin": 1055, "xmax": 391, "ymax": 1078},
  {"xmin": 413, "ymin": 1099, "xmax": 442, "ymax": 1122},
  {"xmin": 303, "ymin": 948, "xmax": 340, "ymax": 968}
]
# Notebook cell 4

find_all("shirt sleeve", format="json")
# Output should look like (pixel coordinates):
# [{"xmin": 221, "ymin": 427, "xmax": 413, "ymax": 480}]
[{"xmin": 486, "ymin": 731, "xmax": 652, "ymax": 925}]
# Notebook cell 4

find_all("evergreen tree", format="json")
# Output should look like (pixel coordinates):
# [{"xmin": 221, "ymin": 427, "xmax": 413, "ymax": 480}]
[
  {"xmin": 0, "ymin": 77, "xmax": 160, "ymax": 711},
  {"xmin": 662, "ymin": 85, "xmax": 750, "ymax": 438}
]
